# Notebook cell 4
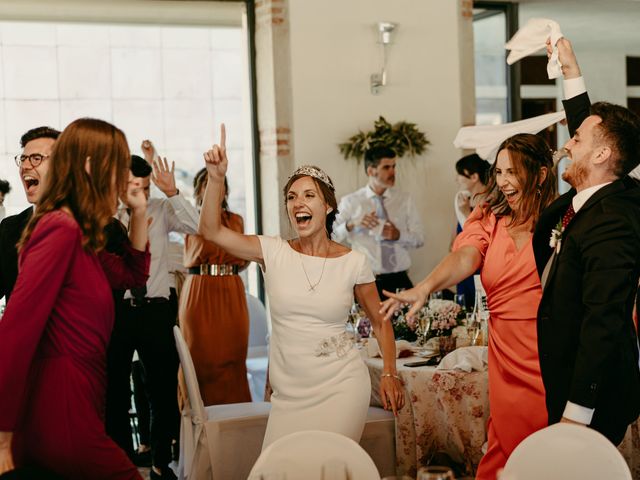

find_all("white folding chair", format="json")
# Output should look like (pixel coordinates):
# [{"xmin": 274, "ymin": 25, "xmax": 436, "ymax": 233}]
[
  {"xmin": 501, "ymin": 423, "xmax": 632, "ymax": 480},
  {"xmin": 248, "ymin": 430, "xmax": 381, "ymax": 480},
  {"xmin": 173, "ymin": 325, "xmax": 271, "ymax": 480},
  {"xmin": 246, "ymin": 293, "xmax": 269, "ymax": 401}
]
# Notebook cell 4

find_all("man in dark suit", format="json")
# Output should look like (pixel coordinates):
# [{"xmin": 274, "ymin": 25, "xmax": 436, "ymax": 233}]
[
  {"xmin": 533, "ymin": 38, "xmax": 640, "ymax": 445},
  {"xmin": 0, "ymin": 126, "xmax": 60, "ymax": 301}
]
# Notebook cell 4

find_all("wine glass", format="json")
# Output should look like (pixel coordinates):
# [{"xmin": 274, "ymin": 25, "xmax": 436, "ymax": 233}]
[
  {"xmin": 466, "ymin": 319, "xmax": 482, "ymax": 346},
  {"xmin": 417, "ymin": 314, "xmax": 431, "ymax": 348},
  {"xmin": 429, "ymin": 291, "xmax": 443, "ymax": 302},
  {"xmin": 417, "ymin": 465, "xmax": 455, "ymax": 480},
  {"xmin": 454, "ymin": 293, "xmax": 466, "ymax": 310},
  {"xmin": 552, "ymin": 147, "xmax": 569, "ymax": 165}
]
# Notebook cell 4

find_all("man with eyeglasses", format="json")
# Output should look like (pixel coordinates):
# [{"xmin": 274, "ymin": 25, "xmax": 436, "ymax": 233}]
[{"xmin": 0, "ymin": 126, "xmax": 60, "ymax": 301}]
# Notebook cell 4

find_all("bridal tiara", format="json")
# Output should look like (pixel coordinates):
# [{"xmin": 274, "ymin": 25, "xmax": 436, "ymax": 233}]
[{"xmin": 289, "ymin": 165, "xmax": 335, "ymax": 190}]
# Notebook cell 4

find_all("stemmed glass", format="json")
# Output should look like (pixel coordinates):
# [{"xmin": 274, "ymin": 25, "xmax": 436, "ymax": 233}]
[
  {"xmin": 552, "ymin": 147, "xmax": 569, "ymax": 166},
  {"xmin": 465, "ymin": 311, "xmax": 481, "ymax": 346},
  {"xmin": 454, "ymin": 294, "xmax": 466, "ymax": 310},
  {"xmin": 417, "ymin": 466, "xmax": 455, "ymax": 480},
  {"xmin": 429, "ymin": 291, "xmax": 443, "ymax": 303},
  {"xmin": 416, "ymin": 314, "xmax": 431, "ymax": 348},
  {"xmin": 346, "ymin": 306, "xmax": 359, "ymax": 343}
]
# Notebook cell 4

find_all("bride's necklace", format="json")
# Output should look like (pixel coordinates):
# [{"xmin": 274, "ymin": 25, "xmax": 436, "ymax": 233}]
[{"xmin": 297, "ymin": 241, "xmax": 330, "ymax": 292}]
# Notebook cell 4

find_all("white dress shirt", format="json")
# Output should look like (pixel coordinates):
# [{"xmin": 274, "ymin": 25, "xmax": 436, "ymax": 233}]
[
  {"xmin": 333, "ymin": 185, "xmax": 424, "ymax": 275},
  {"xmin": 118, "ymin": 194, "xmax": 198, "ymax": 299}
]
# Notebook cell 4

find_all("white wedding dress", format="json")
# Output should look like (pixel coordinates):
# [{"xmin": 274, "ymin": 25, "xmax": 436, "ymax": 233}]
[{"xmin": 258, "ymin": 236, "xmax": 373, "ymax": 449}]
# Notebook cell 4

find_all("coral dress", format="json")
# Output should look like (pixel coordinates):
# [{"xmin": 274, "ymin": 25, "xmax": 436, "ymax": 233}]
[
  {"xmin": 453, "ymin": 208, "xmax": 547, "ymax": 480},
  {"xmin": 0, "ymin": 211, "xmax": 149, "ymax": 479},
  {"xmin": 178, "ymin": 211, "xmax": 251, "ymax": 405}
]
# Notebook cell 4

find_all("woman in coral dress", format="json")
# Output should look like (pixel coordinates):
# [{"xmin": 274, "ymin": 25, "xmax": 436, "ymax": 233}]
[
  {"xmin": 382, "ymin": 134, "xmax": 557, "ymax": 479},
  {"xmin": 178, "ymin": 169, "xmax": 251, "ymax": 405},
  {"xmin": 0, "ymin": 119, "xmax": 150, "ymax": 479}
]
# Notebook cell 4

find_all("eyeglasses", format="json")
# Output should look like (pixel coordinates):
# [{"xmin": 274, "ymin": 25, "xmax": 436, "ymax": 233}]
[{"xmin": 14, "ymin": 153, "xmax": 50, "ymax": 168}]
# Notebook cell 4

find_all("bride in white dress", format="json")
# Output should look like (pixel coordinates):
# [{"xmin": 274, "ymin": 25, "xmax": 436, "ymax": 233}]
[{"xmin": 199, "ymin": 125, "xmax": 404, "ymax": 448}]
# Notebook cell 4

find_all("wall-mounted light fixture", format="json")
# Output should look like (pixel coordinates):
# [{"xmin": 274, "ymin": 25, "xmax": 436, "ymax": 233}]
[{"xmin": 371, "ymin": 21, "xmax": 396, "ymax": 95}]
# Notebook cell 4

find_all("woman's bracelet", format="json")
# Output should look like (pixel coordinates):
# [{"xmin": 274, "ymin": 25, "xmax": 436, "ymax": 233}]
[{"xmin": 381, "ymin": 373, "xmax": 400, "ymax": 380}]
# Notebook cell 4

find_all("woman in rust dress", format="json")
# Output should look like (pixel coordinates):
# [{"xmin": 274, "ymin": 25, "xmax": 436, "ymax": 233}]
[{"xmin": 178, "ymin": 169, "xmax": 251, "ymax": 405}]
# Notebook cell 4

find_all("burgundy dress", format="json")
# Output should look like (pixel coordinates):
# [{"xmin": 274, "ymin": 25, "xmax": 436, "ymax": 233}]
[{"xmin": 0, "ymin": 211, "xmax": 150, "ymax": 479}]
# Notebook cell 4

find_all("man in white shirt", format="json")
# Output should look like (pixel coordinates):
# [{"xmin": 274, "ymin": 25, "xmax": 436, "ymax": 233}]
[
  {"xmin": 533, "ymin": 37, "xmax": 640, "ymax": 445},
  {"xmin": 106, "ymin": 150, "xmax": 198, "ymax": 480},
  {"xmin": 333, "ymin": 146, "xmax": 424, "ymax": 299}
]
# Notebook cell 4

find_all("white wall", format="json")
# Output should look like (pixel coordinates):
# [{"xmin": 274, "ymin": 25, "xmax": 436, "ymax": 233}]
[{"xmin": 286, "ymin": 0, "xmax": 473, "ymax": 282}]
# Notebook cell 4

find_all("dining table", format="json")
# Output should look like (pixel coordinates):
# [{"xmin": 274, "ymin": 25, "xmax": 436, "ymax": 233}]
[
  {"xmin": 364, "ymin": 351, "xmax": 489, "ymax": 477},
  {"xmin": 364, "ymin": 348, "xmax": 640, "ymax": 478}
]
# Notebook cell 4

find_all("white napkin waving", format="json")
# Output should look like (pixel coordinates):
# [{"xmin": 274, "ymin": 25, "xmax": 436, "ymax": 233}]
[
  {"xmin": 367, "ymin": 338, "xmax": 414, "ymax": 358},
  {"xmin": 453, "ymin": 110, "xmax": 566, "ymax": 161},
  {"xmin": 505, "ymin": 18, "xmax": 564, "ymax": 79},
  {"xmin": 437, "ymin": 346, "xmax": 488, "ymax": 372}
]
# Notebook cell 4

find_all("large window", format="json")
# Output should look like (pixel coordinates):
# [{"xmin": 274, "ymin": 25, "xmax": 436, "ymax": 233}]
[
  {"xmin": 473, "ymin": 2, "xmax": 519, "ymax": 126},
  {"xmin": 0, "ymin": 14, "xmax": 259, "ymax": 294}
]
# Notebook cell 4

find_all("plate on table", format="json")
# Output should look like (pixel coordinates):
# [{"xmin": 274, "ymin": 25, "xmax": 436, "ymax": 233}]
[{"xmin": 416, "ymin": 348, "xmax": 439, "ymax": 358}]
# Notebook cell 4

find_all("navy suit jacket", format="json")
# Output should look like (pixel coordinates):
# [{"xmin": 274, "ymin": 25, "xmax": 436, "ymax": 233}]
[
  {"xmin": 0, "ymin": 206, "xmax": 33, "ymax": 301},
  {"xmin": 532, "ymin": 92, "xmax": 640, "ymax": 444}
]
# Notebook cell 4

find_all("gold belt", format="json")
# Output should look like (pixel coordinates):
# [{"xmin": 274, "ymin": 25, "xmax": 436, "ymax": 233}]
[{"xmin": 188, "ymin": 264, "xmax": 239, "ymax": 276}]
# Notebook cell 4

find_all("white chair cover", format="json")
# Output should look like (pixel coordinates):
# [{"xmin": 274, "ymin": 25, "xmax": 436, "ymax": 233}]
[
  {"xmin": 246, "ymin": 293, "xmax": 269, "ymax": 400},
  {"xmin": 248, "ymin": 430, "xmax": 381, "ymax": 480},
  {"xmin": 246, "ymin": 293, "xmax": 269, "ymax": 355},
  {"xmin": 175, "ymin": 325, "xmax": 271, "ymax": 479},
  {"xmin": 502, "ymin": 423, "xmax": 632, "ymax": 480},
  {"xmin": 174, "ymin": 326, "xmax": 208, "ymax": 480}
]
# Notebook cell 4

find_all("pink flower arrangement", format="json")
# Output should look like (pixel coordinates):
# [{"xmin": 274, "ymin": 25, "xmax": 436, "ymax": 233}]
[{"xmin": 427, "ymin": 299, "xmax": 463, "ymax": 337}]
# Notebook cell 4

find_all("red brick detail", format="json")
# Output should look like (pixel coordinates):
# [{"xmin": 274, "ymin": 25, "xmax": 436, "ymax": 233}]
[
  {"xmin": 255, "ymin": 0, "xmax": 287, "ymax": 29},
  {"xmin": 461, "ymin": 0, "xmax": 473, "ymax": 19},
  {"xmin": 259, "ymin": 126, "xmax": 291, "ymax": 158}
]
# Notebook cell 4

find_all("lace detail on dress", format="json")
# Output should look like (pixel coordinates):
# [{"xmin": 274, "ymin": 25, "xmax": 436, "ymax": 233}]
[{"xmin": 314, "ymin": 331, "xmax": 355, "ymax": 358}]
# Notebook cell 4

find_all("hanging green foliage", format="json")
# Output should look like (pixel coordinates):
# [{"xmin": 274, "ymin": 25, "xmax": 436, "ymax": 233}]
[{"xmin": 338, "ymin": 116, "xmax": 430, "ymax": 161}]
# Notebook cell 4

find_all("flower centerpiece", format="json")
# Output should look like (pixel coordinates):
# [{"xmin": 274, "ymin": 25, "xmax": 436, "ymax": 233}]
[
  {"xmin": 389, "ymin": 298, "xmax": 466, "ymax": 347},
  {"xmin": 425, "ymin": 299, "xmax": 464, "ymax": 337},
  {"xmin": 391, "ymin": 305, "xmax": 423, "ymax": 342},
  {"xmin": 426, "ymin": 299, "xmax": 466, "ymax": 355}
]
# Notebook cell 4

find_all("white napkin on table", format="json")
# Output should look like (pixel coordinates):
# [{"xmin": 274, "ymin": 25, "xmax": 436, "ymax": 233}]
[
  {"xmin": 453, "ymin": 110, "xmax": 566, "ymax": 162},
  {"xmin": 437, "ymin": 346, "xmax": 488, "ymax": 372},
  {"xmin": 367, "ymin": 338, "xmax": 414, "ymax": 358},
  {"xmin": 506, "ymin": 18, "xmax": 564, "ymax": 79}
]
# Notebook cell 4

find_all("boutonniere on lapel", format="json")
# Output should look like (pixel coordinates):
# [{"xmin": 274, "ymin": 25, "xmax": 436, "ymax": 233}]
[{"xmin": 549, "ymin": 219, "xmax": 564, "ymax": 254}]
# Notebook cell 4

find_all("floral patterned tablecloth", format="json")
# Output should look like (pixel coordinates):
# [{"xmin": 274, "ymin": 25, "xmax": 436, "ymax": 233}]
[
  {"xmin": 365, "ymin": 355, "xmax": 489, "ymax": 477},
  {"xmin": 365, "ymin": 354, "xmax": 640, "ymax": 478}
]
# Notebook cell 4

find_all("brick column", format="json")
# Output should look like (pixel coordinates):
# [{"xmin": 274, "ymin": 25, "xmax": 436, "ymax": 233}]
[{"xmin": 254, "ymin": 0, "xmax": 294, "ymax": 235}]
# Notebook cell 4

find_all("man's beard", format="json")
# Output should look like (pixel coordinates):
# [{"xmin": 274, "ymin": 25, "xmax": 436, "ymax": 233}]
[{"xmin": 562, "ymin": 160, "xmax": 588, "ymax": 188}]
